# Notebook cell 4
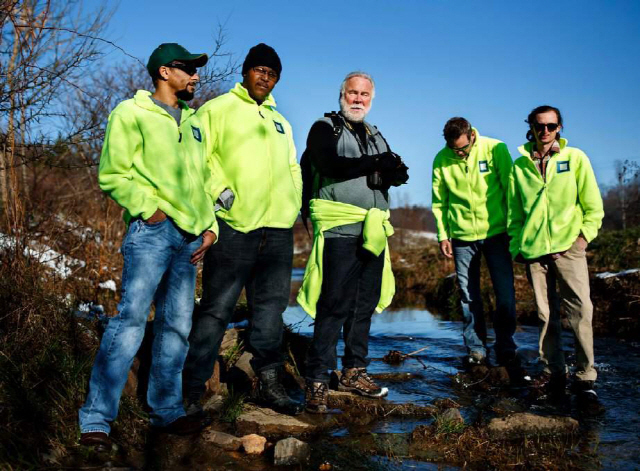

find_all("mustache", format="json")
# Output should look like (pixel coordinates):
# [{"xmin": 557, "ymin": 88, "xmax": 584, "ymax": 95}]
[{"xmin": 349, "ymin": 104, "xmax": 365, "ymax": 110}]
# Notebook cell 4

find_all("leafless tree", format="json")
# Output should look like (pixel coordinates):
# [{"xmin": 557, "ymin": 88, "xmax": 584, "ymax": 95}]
[{"xmin": 0, "ymin": 1, "xmax": 237, "ymax": 244}]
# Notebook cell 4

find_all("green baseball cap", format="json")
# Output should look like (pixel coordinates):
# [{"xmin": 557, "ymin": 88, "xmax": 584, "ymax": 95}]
[{"xmin": 147, "ymin": 43, "xmax": 208, "ymax": 77}]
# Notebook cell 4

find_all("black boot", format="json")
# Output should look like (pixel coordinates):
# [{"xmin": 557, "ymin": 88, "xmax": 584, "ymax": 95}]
[{"xmin": 258, "ymin": 368, "xmax": 304, "ymax": 416}]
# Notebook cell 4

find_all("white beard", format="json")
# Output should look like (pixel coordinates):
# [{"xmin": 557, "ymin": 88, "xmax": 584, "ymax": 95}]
[{"xmin": 340, "ymin": 95, "xmax": 370, "ymax": 123}]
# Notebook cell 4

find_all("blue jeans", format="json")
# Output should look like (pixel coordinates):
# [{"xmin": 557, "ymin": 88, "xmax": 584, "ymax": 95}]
[
  {"xmin": 79, "ymin": 218, "xmax": 201, "ymax": 434},
  {"xmin": 452, "ymin": 233, "xmax": 517, "ymax": 359},
  {"xmin": 183, "ymin": 220, "xmax": 293, "ymax": 402},
  {"xmin": 305, "ymin": 237, "xmax": 385, "ymax": 383}
]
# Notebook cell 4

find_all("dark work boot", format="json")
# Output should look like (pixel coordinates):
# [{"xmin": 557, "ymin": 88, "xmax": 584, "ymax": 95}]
[
  {"xmin": 572, "ymin": 380, "xmax": 606, "ymax": 416},
  {"xmin": 258, "ymin": 368, "xmax": 304, "ymax": 416}
]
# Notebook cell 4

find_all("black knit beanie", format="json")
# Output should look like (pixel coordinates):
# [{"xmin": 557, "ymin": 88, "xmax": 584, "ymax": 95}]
[{"xmin": 242, "ymin": 43, "xmax": 282, "ymax": 77}]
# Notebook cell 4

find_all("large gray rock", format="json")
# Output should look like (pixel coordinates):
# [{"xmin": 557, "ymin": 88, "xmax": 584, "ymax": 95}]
[
  {"xmin": 274, "ymin": 437, "xmax": 310, "ymax": 466},
  {"xmin": 202, "ymin": 430, "xmax": 242, "ymax": 451},
  {"xmin": 236, "ymin": 406, "xmax": 322, "ymax": 437},
  {"xmin": 487, "ymin": 412, "xmax": 578, "ymax": 439}
]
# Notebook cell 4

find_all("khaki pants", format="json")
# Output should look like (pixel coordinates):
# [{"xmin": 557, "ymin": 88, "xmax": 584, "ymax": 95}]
[{"xmin": 526, "ymin": 240, "xmax": 597, "ymax": 382}]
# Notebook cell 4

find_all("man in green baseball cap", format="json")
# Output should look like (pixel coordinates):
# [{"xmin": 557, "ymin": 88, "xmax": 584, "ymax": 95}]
[
  {"xmin": 147, "ymin": 42, "xmax": 208, "ymax": 76},
  {"xmin": 78, "ymin": 43, "xmax": 216, "ymax": 451}
]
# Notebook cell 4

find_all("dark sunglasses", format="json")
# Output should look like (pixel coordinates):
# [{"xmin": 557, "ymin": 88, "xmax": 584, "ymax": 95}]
[
  {"xmin": 166, "ymin": 61, "xmax": 198, "ymax": 76},
  {"xmin": 533, "ymin": 122, "xmax": 559, "ymax": 132}
]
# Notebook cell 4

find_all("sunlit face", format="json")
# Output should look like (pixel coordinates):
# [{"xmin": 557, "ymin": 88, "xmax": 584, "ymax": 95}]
[
  {"xmin": 449, "ymin": 131, "xmax": 475, "ymax": 157},
  {"xmin": 242, "ymin": 65, "xmax": 278, "ymax": 104},
  {"xmin": 533, "ymin": 110, "xmax": 562, "ymax": 145},
  {"xmin": 340, "ymin": 76, "xmax": 373, "ymax": 122},
  {"xmin": 160, "ymin": 62, "xmax": 200, "ymax": 101}
]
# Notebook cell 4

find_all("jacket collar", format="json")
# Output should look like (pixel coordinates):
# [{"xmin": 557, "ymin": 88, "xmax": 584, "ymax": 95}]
[
  {"xmin": 230, "ymin": 82, "xmax": 277, "ymax": 107},
  {"xmin": 518, "ymin": 138, "xmax": 568, "ymax": 159},
  {"xmin": 133, "ymin": 90, "xmax": 193, "ymax": 117}
]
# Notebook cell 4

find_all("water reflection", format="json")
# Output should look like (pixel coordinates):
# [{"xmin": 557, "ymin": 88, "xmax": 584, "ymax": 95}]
[{"xmin": 283, "ymin": 302, "xmax": 640, "ymax": 469}]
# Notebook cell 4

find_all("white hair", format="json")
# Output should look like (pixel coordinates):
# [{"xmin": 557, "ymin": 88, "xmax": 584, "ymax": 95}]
[{"xmin": 339, "ymin": 71, "xmax": 375, "ymax": 100}]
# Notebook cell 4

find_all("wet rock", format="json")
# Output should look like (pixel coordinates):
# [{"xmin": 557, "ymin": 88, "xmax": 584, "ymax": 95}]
[
  {"xmin": 327, "ymin": 390, "xmax": 436, "ymax": 418},
  {"xmin": 274, "ymin": 437, "xmax": 310, "ymax": 466},
  {"xmin": 370, "ymin": 372, "xmax": 424, "ymax": 383},
  {"xmin": 469, "ymin": 364, "xmax": 490, "ymax": 380},
  {"xmin": 240, "ymin": 434, "xmax": 267, "ymax": 454},
  {"xmin": 490, "ymin": 397, "xmax": 527, "ymax": 416},
  {"xmin": 440, "ymin": 408, "xmax": 464, "ymax": 424},
  {"xmin": 488, "ymin": 366, "xmax": 511, "ymax": 386},
  {"xmin": 382, "ymin": 350, "xmax": 405, "ymax": 364},
  {"xmin": 236, "ymin": 405, "xmax": 328, "ymax": 437},
  {"xmin": 487, "ymin": 412, "xmax": 578, "ymax": 439},
  {"xmin": 433, "ymin": 398, "xmax": 460, "ymax": 410},
  {"xmin": 202, "ymin": 430, "xmax": 242, "ymax": 451}
]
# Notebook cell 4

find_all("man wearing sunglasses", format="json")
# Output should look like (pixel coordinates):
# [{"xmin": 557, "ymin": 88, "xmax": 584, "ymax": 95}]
[
  {"xmin": 183, "ymin": 43, "xmax": 303, "ymax": 417},
  {"xmin": 79, "ymin": 43, "xmax": 217, "ymax": 451},
  {"xmin": 432, "ymin": 117, "xmax": 517, "ymax": 368},
  {"xmin": 507, "ymin": 105, "xmax": 604, "ymax": 413}
]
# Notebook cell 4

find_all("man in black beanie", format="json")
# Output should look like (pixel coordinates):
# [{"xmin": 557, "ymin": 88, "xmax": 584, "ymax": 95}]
[{"xmin": 183, "ymin": 43, "xmax": 303, "ymax": 416}]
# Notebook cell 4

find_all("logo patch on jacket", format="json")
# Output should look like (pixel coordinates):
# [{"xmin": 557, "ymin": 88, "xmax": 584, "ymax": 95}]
[
  {"xmin": 273, "ymin": 121, "xmax": 285, "ymax": 134},
  {"xmin": 479, "ymin": 160, "xmax": 489, "ymax": 173},
  {"xmin": 557, "ymin": 161, "xmax": 570, "ymax": 173},
  {"xmin": 191, "ymin": 126, "xmax": 202, "ymax": 142}
]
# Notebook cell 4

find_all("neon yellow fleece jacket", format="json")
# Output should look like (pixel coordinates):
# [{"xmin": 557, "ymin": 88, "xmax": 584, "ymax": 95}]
[
  {"xmin": 296, "ymin": 199, "xmax": 395, "ymax": 318},
  {"xmin": 197, "ymin": 83, "xmax": 302, "ymax": 233},
  {"xmin": 431, "ymin": 129, "xmax": 513, "ymax": 242},
  {"xmin": 507, "ymin": 139, "xmax": 604, "ymax": 260},
  {"xmin": 98, "ymin": 90, "xmax": 218, "ymax": 236}
]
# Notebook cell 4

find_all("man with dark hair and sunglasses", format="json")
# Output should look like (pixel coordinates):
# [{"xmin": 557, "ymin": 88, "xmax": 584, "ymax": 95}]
[
  {"xmin": 432, "ymin": 117, "xmax": 518, "ymax": 368},
  {"xmin": 183, "ymin": 43, "xmax": 303, "ymax": 417},
  {"xmin": 79, "ymin": 43, "xmax": 218, "ymax": 451},
  {"xmin": 507, "ymin": 105, "xmax": 604, "ymax": 413}
]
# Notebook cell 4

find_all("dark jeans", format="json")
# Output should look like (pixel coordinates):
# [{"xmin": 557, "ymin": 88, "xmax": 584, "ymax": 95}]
[
  {"xmin": 183, "ymin": 220, "xmax": 293, "ymax": 402},
  {"xmin": 451, "ymin": 232, "xmax": 517, "ymax": 359},
  {"xmin": 305, "ymin": 237, "xmax": 385, "ymax": 383}
]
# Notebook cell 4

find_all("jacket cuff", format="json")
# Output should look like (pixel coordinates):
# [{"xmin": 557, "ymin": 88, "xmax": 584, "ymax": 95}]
[
  {"xmin": 207, "ymin": 218, "xmax": 220, "ymax": 244},
  {"xmin": 580, "ymin": 226, "xmax": 597, "ymax": 243}
]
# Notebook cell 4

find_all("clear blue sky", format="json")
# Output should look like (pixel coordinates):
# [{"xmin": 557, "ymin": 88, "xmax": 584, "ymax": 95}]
[{"xmin": 89, "ymin": 0, "xmax": 640, "ymax": 207}]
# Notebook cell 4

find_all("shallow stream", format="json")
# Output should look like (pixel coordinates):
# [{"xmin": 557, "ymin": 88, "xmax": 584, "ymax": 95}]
[{"xmin": 286, "ymin": 269, "xmax": 640, "ymax": 469}]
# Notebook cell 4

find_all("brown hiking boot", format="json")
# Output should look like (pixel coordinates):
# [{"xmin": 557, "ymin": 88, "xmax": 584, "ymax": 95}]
[
  {"xmin": 339, "ymin": 368, "xmax": 388, "ymax": 398},
  {"xmin": 305, "ymin": 380, "xmax": 329, "ymax": 414}
]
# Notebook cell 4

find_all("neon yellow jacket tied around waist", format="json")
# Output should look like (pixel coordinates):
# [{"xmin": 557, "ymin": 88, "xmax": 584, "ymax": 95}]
[
  {"xmin": 296, "ymin": 199, "xmax": 395, "ymax": 318},
  {"xmin": 197, "ymin": 83, "xmax": 302, "ymax": 233},
  {"xmin": 431, "ymin": 130, "xmax": 512, "ymax": 242},
  {"xmin": 507, "ymin": 139, "xmax": 604, "ymax": 260},
  {"xmin": 98, "ymin": 90, "xmax": 218, "ymax": 236}
]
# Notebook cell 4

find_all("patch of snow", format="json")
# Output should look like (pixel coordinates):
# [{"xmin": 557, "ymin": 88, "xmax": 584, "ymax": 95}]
[
  {"xmin": 98, "ymin": 280, "xmax": 117, "ymax": 291},
  {"xmin": 408, "ymin": 230, "xmax": 439, "ymax": 241},
  {"xmin": 75, "ymin": 302, "xmax": 105, "ymax": 320},
  {"xmin": 595, "ymin": 268, "xmax": 640, "ymax": 279},
  {"xmin": 55, "ymin": 214, "xmax": 101, "ymax": 243},
  {"xmin": 0, "ymin": 232, "xmax": 85, "ymax": 278}
]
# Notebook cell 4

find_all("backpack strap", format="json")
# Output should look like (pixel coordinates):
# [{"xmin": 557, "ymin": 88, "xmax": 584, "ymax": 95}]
[{"xmin": 324, "ymin": 111, "xmax": 344, "ymax": 139}]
